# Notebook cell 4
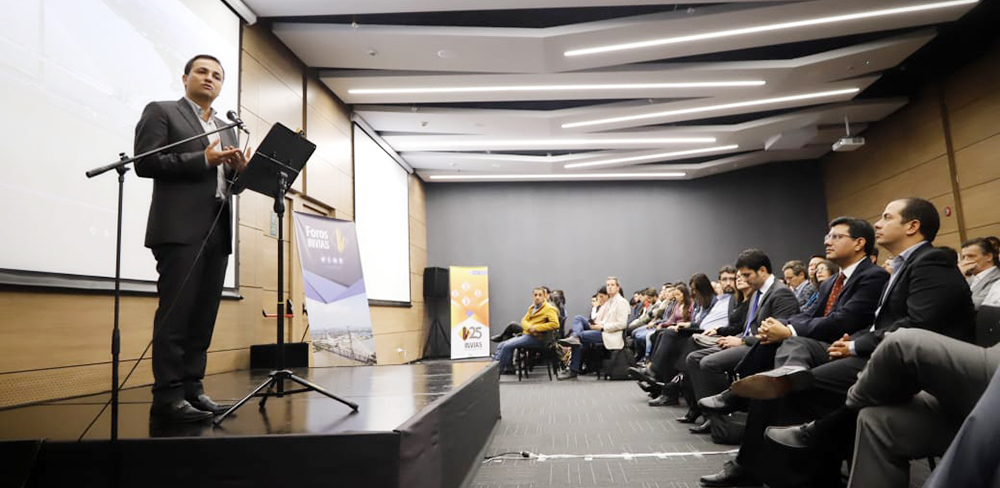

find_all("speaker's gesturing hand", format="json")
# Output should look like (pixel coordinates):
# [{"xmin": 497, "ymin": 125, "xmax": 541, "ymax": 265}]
[
  {"xmin": 227, "ymin": 146, "xmax": 251, "ymax": 173},
  {"xmin": 205, "ymin": 139, "xmax": 242, "ymax": 167}
]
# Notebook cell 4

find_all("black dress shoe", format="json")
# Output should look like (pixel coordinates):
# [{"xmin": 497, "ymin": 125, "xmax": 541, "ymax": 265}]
[
  {"xmin": 730, "ymin": 365, "xmax": 813, "ymax": 400},
  {"xmin": 628, "ymin": 366, "xmax": 656, "ymax": 382},
  {"xmin": 698, "ymin": 388, "xmax": 741, "ymax": 413},
  {"xmin": 150, "ymin": 400, "xmax": 214, "ymax": 423},
  {"xmin": 676, "ymin": 409, "xmax": 701, "ymax": 423},
  {"xmin": 689, "ymin": 418, "xmax": 711, "ymax": 434},
  {"xmin": 637, "ymin": 379, "xmax": 662, "ymax": 398},
  {"xmin": 765, "ymin": 421, "xmax": 817, "ymax": 449},
  {"xmin": 187, "ymin": 394, "xmax": 234, "ymax": 415},
  {"xmin": 699, "ymin": 460, "xmax": 761, "ymax": 487},
  {"xmin": 648, "ymin": 392, "xmax": 679, "ymax": 407}
]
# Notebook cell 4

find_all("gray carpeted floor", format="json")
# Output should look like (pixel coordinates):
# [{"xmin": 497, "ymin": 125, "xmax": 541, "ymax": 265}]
[{"xmin": 472, "ymin": 371, "xmax": 930, "ymax": 488}]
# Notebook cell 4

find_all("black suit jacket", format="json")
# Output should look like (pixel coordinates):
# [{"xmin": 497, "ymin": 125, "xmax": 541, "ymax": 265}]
[
  {"xmin": 851, "ymin": 243, "xmax": 976, "ymax": 357},
  {"xmin": 785, "ymin": 258, "xmax": 890, "ymax": 343},
  {"xmin": 134, "ymin": 98, "xmax": 239, "ymax": 254},
  {"xmin": 718, "ymin": 279, "xmax": 800, "ymax": 345}
]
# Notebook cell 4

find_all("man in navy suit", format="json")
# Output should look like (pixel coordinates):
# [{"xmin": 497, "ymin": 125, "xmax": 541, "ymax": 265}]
[
  {"xmin": 134, "ymin": 54, "xmax": 248, "ymax": 422},
  {"xmin": 697, "ymin": 217, "xmax": 888, "ymax": 487}
]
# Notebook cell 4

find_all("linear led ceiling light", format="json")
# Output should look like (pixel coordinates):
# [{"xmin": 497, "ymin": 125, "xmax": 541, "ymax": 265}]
[
  {"xmin": 564, "ymin": 144, "xmax": 739, "ymax": 169},
  {"xmin": 565, "ymin": 0, "xmax": 978, "ymax": 57},
  {"xmin": 429, "ymin": 172, "xmax": 687, "ymax": 180},
  {"xmin": 562, "ymin": 88, "xmax": 860, "ymax": 129},
  {"xmin": 348, "ymin": 81, "xmax": 765, "ymax": 95},
  {"xmin": 393, "ymin": 137, "xmax": 716, "ymax": 150}
]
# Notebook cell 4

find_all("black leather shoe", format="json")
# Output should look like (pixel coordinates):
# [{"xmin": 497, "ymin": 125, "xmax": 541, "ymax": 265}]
[
  {"xmin": 628, "ymin": 366, "xmax": 656, "ymax": 382},
  {"xmin": 637, "ymin": 379, "xmax": 663, "ymax": 398},
  {"xmin": 150, "ymin": 400, "xmax": 214, "ymax": 423},
  {"xmin": 187, "ymin": 394, "xmax": 234, "ymax": 415},
  {"xmin": 765, "ymin": 422, "xmax": 817, "ymax": 449},
  {"xmin": 648, "ymin": 392, "xmax": 679, "ymax": 407},
  {"xmin": 699, "ymin": 460, "xmax": 761, "ymax": 487},
  {"xmin": 698, "ymin": 388, "xmax": 741, "ymax": 413},
  {"xmin": 676, "ymin": 409, "xmax": 701, "ymax": 423},
  {"xmin": 730, "ymin": 365, "xmax": 813, "ymax": 400},
  {"xmin": 689, "ymin": 418, "xmax": 711, "ymax": 434}
]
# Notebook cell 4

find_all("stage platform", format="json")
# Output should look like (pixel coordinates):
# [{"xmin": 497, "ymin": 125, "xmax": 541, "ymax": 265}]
[{"xmin": 0, "ymin": 360, "xmax": 500, "ymax": 488}]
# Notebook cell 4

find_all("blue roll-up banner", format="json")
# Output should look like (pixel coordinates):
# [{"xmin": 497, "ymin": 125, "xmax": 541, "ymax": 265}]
[{"xmin": 292, "ymin": 212, "xmax": 376, "ymax": 366}]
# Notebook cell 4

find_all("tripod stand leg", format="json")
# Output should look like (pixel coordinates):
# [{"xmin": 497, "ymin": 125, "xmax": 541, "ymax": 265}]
[
  {"xmin": 214, "ymin": 375, "xmax": 276, "ymax": 425},
  {"xmin": 285, "ymin": 372, "xmax": 359, "ymax": 412},
  {"xmin": 259, "ymin": 378, "xmax": 278, "ymax": 410}
]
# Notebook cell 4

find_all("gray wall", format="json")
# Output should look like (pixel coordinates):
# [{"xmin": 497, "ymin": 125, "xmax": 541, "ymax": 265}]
[{"xmin": 425, "ymin": 162, "xmax": 829, "ymax": 333}]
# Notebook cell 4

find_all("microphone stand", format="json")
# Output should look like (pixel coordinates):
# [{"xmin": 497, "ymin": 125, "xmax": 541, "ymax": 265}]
[{"xmin": 85, "ymin": 118, "xmax": 244, "ymax": 443}]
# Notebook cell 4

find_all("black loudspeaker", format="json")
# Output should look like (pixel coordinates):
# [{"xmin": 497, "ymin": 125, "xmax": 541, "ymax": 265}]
[{"xmin": 423, "ymin": 267, "xmax": 449, "ymax": 299}]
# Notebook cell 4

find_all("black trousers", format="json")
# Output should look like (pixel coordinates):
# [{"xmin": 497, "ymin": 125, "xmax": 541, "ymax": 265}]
[
  {"xmin": 649, "ymin": 328, "xmax": 695, "ymax": 382},
  {"xmin": 150, "ymin": 222, "xmax": 228, "ymax": 404}
]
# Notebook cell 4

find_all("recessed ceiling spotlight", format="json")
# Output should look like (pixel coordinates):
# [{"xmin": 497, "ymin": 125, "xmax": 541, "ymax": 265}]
[
  {"xmin": 564, "ymin": 0, "xmax": 978, "ymax": 57},
  {"xmin": 429, "ymin": 172, "xmax": 686, "ymax": 180},
  {"xmin": 561, "ymin": 88, "xmax": 860, "ymax": 129},
  {"xmin": 392, "ymin": 137, "xmax": 717, "ymax": 150},
  {"xmin": 564, "ymin": 144, "xmax": 740, "ymax": 169},
  {"xmin": 347, "ymin": 81, "xmax": 765, "ymax": 95},
  {"xmin": 436, "ymin": 49, "xmax": 457, "ymax": 59}
]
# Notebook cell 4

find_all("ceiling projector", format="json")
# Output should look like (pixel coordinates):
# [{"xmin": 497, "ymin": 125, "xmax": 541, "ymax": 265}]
[{"xmin": 832, "ymin": 136, "xmax": 865, "ymax": 152}]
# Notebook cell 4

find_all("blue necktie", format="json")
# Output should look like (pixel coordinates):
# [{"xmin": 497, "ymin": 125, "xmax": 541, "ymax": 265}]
[{"xmin": 743, "ymin": 291, "xmax": 760, "ymax": 337}]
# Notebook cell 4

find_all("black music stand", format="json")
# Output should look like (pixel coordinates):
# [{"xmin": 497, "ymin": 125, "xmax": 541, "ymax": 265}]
[{"xmin": 215, "ymin": 123, "xmax": 358, "ymax": 425}]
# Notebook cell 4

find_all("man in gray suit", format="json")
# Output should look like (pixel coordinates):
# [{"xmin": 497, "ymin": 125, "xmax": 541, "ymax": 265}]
[
  {"xmin": 960, "ymin": 237, "xmax": 1000, "ymax": 309},
  {"xmin": 134, "ymin": 54, "xmax": 248, "ymax": 422},
  {"xmin": 845, "ymin": 328, "xmax": 1000, "ymax": 488}
]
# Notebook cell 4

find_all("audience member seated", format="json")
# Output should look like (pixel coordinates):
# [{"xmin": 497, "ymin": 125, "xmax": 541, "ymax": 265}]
[
  {"xmin": 752, "ymin": 198, "xmax": 975, "ymax": 488},
  {"xmin": 695, "ymin": 216, "xmax": 888, "ymax": 487},
  {"xmin": 684, "ymin": 249, "xmax": 800, "ymax": 429},
  {"xmin": 814, "ymin": 259, "xmax": 839, "ymax": 284},
  {"xmin": 767, "ymin": 329, "xmax": 998, "ymax": 488},
  {"xmin": 627, "ymin": 284, "xmax": 673, "ymax": 336},
  {"xmin": 802, "ymin": 254, "xmax": 826, "ymax": 313},
  {"xmin": 959, "ymin": 236, "xmax": 1000, "ymax": 309},
  {"xmin": 557, "ymin": 277, "xmax": 629, "ymax": 379},
  {"xmin": 548, "ymin": 288, "xmax": 568, "ymax": 334},
  {"xmin": 491, "ymin": 286, "xmax": 561, "ymax": 374},
  {"xmin": 922, "ymin": 354, "xmax": 1000, "ymax": 488},
  {"xmin": 639, "ymin": 271, "xmax": 728, "ymax": 408},
  {"xmin": 667, "ymin": 272, "xmax": 752, "ymax": 433},
  {"xmin": 634, "ymin": 283, "xmax": 691, "ymax": 362},
  {"xmin": 782, "ymin": 260, "xmax": 816, "ymax": 309}
]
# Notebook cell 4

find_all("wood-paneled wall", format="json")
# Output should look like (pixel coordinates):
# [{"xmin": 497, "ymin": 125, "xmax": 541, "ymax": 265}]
[
  {"xmin": 0, "ymin": 23, "xmax": 428, "ymax": 408},
  {"xmin": 823, "ymin": 40, "xmax": 1000, "ymax": 254}
]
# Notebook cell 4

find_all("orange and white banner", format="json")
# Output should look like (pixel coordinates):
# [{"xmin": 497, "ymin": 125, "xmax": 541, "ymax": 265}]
[{"xmin": 449, "ymin": 266, "xmax": 490, "ymax": 359}]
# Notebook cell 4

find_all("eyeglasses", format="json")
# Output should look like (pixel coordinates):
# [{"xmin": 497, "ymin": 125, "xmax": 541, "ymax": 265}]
[{"xmin": 824, "ymin": 232, "xmax": 854, "ymax": 241}]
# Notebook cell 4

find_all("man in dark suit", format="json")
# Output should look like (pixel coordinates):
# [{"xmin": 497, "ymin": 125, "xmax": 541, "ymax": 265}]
[
  {"xmin": 134, "ymin": 54, "xmax": 248, "ymax": 422},
  {"xmin": 762, "ymin": 198, "xmax": 975, "ymax": 487},
  {"xmin": 684, "ymin": 249, "xmax": 800, "ymax": 416},
  {"xmin": 696, "ymin": 217, "xmax": 888, "ymax": 487}
]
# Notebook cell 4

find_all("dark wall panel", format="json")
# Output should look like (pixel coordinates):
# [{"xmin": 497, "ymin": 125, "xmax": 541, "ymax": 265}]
[{"xmin": 426, "ymin": 162, "xmax": 829, "ymax": 332}]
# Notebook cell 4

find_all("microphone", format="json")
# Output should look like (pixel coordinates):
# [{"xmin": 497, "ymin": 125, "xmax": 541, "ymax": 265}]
[{"xmin": 227, "ymin": 110, "xmax": 249, "ymax": 134}]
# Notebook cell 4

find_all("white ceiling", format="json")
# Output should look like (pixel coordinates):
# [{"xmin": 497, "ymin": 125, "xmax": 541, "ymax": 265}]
[{"xmin": 240, "ymin": 0, "xmax": 982, "ymax": 182}]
